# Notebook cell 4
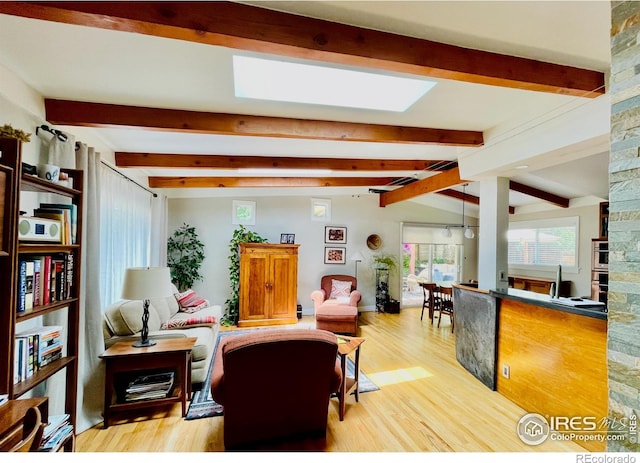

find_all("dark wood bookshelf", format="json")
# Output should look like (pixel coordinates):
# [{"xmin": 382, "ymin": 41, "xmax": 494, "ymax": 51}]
[{"xmin": 0, "ymin": 136, "xmax": 83, "ymax": 449}]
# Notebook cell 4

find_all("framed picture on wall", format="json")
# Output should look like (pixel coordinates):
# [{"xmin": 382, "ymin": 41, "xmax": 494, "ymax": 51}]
[
  {"xmin": 324, "ymin": 247, "xmax": 346, "ymax": 264},
  {"xmin": 232, "ymin": 200, "xmax": 256, "ymax": 225},
  {"xmin": 325, "ymin": 226, "xmax": 347, "ymax": 244},
  {"xmin": 311, "ymin": 198, "xmax": 331, "ymax": 222}
]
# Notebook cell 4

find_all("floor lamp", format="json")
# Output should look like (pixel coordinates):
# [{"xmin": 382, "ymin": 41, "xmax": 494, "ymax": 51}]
[
  {"xmin": 122, "ymin": 267, "xmax": 173, "ymax": 348},
  {"xmin": 350, "ymin": 251, "xmax": 365, "ymax": 280}
]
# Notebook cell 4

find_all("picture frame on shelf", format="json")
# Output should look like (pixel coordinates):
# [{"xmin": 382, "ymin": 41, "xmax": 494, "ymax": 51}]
[
  {"xmin": 280, "ymin": 233, "xmax": 295, "ymax": 244},
  {"xmin": 325, "ymin": 226, "xmax": 347, "ymax": 244},
  {"xmin": 324, "ymin": 247, "xmax": 346, "ymax": 264}
]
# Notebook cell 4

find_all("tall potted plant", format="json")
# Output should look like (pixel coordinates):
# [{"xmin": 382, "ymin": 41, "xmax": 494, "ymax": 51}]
[
  {"xmin": 167, "ymin": 223, "xmax": 205, "ymax": 292},
  {"xmin": 372, "ymin": 253, "xmax": 398, "ymax": 272},
  {"xmin": 223, "ymin": 225, "xmax": 267, "ymax": 325}
]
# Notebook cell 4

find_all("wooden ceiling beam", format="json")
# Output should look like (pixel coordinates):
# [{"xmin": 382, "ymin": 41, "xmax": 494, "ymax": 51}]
[
  {"xmin": 437, "ymin": 188, "xmax": 516, "ymax": 214},
  {"xmin": 115, "ymin": 152, "xmax": 456, "ymax": 171},
  {"xmin": 509, "ymin": 180, "xmax": 570, "ymax": 208},
  {"xmin": 45, "ymin": 99, "xmax": 483, "ymax": 146},
  {"xmin": 379, "ymin": 167, "xmax": 467, "ymax": 207},
  {"xmin": 148, "ymin": 176, "xmax": 397, "ymax": 188},
  {"xmin": 0, "ymin": 1, "xmax": 605, "ymax": 97},
  {"xmin": 437, "ymin": 188, "xmax": 480, "ymax": 205}
]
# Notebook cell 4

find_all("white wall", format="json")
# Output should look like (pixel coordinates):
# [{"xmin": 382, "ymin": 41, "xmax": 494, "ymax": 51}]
[{"xmin": 168, "ymin": 193, "xmax": 478, "ymax": 316}]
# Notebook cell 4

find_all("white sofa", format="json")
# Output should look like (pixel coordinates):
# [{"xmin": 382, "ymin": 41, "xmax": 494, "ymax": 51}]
[{"xmin": 102, "ymin": 291, "xmax": 221, "ymax": 385}]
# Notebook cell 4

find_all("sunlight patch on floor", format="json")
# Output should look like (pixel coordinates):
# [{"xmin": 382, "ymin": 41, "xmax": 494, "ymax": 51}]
[{"xmin": 367, "ymin": 366, "xmax": 433, "ymax": 386}]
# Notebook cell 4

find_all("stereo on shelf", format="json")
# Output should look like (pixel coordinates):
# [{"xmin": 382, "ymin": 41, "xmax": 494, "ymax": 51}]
[{"xmin": 18, "ymin": 216, "xmax": 61, "ymax": 242}]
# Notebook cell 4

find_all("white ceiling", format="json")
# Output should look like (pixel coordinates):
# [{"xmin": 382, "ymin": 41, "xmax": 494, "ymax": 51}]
[{"xmin": 0, "ymin": 1, "xmax": 612, "ymax": 214}]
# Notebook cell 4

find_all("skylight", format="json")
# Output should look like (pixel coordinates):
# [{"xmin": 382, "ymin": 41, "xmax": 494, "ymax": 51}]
[{"xmin": 233, "ymin": 56, "xmax": 436, "ymax": 112}]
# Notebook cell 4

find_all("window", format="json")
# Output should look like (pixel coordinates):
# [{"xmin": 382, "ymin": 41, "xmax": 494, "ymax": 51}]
[
  {"xmin": 508, "ymin": 217, "xmax": 579, "ymax": 271},
  {"xmin": 404, "ymin": 243, "xmax": 463, "ymax": 284},
  {"xmin": 100, "ymin": 164, "xmax": 153, "ymax": 307}
]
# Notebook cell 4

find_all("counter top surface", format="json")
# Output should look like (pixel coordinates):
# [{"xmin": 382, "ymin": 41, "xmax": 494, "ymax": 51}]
[{"xmin": 489, "ymin": 288, "xmax": 607, "ymax": 320}]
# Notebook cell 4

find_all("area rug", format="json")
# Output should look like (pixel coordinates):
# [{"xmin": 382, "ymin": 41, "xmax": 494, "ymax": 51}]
[{"xmin": 185, "ymin": 329, "xmax": 380, "ymax": 420}]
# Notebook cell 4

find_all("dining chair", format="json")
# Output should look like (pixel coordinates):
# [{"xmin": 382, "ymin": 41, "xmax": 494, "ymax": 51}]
[
  {"xmin": 432, "ymin": 286, "xmax": 454, "ymax": 332},
  {"xmin": 420, "ymin": 282, "xmax": 437, "ymax": 321},
  {"xmin": 1, "ymin": 406, "xmax": 45, "ymax": 452}
]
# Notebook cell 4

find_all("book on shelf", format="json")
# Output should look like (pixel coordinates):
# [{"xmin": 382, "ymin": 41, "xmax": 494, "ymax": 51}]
[
  {"xmin": 18, "ymin": 254, "xmax": 74, "ymax": 310},
  {"xmin": 33, "ymin": 208, "xmax": 66, "ymax": 244},
  {"xmin": 39, "ymin": 202, "xmax": 77, "ymax": 244},
  {"xmin": 52, "ymin": 257, "xmax": 65, "ymax": 301},
  {"xmin": 39, "ymin": 414, "xmax": 74, "ymax": 452},
  {"xmin": 41, "ymin": 255, "xmax": 51, "ymax": 305},
  {"xmin": 24, "ymin": 260, "xmax": 34, "ymax": 311},
  {"xmin": 42, "ymin": 414, "xmax": 70, "ymax": 442},
  {"xmin": 13, "ymin": 337, "xmax": 31, "ymax": 383},
  {"xmin": 33, "ymin": 258, "xmax": 41, "ymax": 306},
  {"xmin": 14, "ymin": 325, "xmax": 63, "ymax": 375},
  {"xmin": 17, "ymin": 259, "xmax": 26, "ymax": 313}
]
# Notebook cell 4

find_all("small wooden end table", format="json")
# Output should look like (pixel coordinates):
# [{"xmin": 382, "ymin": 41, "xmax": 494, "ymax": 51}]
[
  {"xmin": 100, "ymin": 337, "xmax": 196, "ymax": 428},
  {"xmin": 336, "ymin": 335, "xmax": 365, "ymax": 421}
]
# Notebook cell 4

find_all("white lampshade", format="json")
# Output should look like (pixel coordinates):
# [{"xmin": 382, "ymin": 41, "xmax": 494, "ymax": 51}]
[
  {"xmin": 442, "ymin": 227, "xmax": 452, "ymax": 238},
  {"xmin": 464, "ymin": 227, "xmax": 476, "ymax": 239},
  {"xmin": 122, "ymin": 267, "xmax": 173, "ymax": 300},
  {"xmin": 350, "ymin": 251, "xmax": 365, "ymax": 262}
]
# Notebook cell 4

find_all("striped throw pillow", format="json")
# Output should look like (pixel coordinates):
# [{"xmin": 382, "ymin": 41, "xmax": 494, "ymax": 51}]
[
  {"xmin": 175, "ymin": 289, "xmax": 210, "ymax": 313},
  {"xmin": 161, "ymin": 316, "xmax": 217, "ymax": 330}
]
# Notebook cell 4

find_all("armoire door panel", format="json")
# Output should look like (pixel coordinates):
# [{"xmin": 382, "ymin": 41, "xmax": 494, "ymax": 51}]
[{"xmin": 238, "ymin": 243, "xmax": 299, "ymax": 326}]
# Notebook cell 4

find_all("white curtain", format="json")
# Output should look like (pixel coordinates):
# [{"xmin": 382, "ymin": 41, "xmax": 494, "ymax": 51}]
[
  {"xmin": 99, "ymin": 164, "xmax": 153, "ymax": 308},
  {"xmin": 74, "ymin": 143, "xmax": 104, "ymax": 432},
  {"xmin": 150, "ymin": 193, "xmax": 168, "ymax": 266},
  {"xmin": 40, "ymin": 142, "xmax": 103, "ymax": 430}
]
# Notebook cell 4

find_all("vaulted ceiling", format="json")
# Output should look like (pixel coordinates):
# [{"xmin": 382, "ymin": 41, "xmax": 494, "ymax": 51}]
[{"xmin": 0, "ymin": 1, "xmax": 611, "ymax": 214}]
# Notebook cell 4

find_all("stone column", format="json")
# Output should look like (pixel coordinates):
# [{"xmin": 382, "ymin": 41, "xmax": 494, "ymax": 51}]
[{"xmin": 609, "ymin": 1, "xmax": 640, "ymax": 452}]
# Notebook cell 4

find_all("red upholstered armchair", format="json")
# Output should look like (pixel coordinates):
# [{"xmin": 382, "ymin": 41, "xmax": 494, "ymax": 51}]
[
  {"xmin": 210, "ymin": 329, "xmax": 342, "ymax": 450},
  {"xmin": 311, "ymin": 275, "xmax": 361, "ymax": 335},
  {"xmin": 311, "ymin": 274, "xmax": 361, "ymax": 310}
]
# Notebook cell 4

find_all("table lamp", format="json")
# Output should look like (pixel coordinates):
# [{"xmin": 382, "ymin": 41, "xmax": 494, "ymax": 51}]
[{"xmin": 122, "ymin": 267, "xmax": 173, "ymax": 348}]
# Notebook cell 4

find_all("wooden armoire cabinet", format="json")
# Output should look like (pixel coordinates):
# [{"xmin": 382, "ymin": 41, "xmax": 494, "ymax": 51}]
[{"xmin": 238, "ymin": 243, "xmax": 299, "ymax": 327}]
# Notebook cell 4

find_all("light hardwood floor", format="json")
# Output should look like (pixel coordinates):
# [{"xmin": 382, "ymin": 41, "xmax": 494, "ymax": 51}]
[{"xmin": 76, "ymin": 308, "xmax": 583, "ymax": 452}]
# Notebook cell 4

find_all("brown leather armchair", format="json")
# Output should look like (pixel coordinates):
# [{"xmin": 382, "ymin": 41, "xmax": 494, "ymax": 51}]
[
  {"xmin": 311, "ymin": 275, "xmax": 361, "ymax": 335},
  {"xmin": 210, "ymin": 329, "xmax": 342, "ymax": 450}
]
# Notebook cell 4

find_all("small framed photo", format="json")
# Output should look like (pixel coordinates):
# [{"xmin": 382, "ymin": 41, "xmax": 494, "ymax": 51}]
[
  {"xmin": 324, "ymin": 247, "xmax": 346, "ymax": 264},
  {"xmin": 311, "ymin": 198, "xmax": 331, "ymax": 222},
  {"xmin": 325, "ymin": 226, "xmax": 347, "ymax": 244},
  {"xmin": 280, "ymin": 233, "xmax": 295, "ymax": 244}
]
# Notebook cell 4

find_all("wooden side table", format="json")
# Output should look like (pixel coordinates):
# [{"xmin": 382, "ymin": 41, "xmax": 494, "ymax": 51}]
[
  {"xmin": 336, "ymin": 335, "xmax": 365, "ymax": 421},
  {"xmin": 99, "ymin": 337, "xmax": 196, "ymax": 428}
]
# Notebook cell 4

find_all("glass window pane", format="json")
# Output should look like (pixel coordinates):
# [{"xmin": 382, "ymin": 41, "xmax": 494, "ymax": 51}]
[{"xmin": 508, "ymin": 220, "xmax": 577, "ymax": 268}]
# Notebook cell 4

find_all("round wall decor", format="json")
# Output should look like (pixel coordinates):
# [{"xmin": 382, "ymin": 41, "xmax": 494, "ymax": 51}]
[{"xmin": 366, "ymin": 234, "xmax": 382, "ymax": 250}]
